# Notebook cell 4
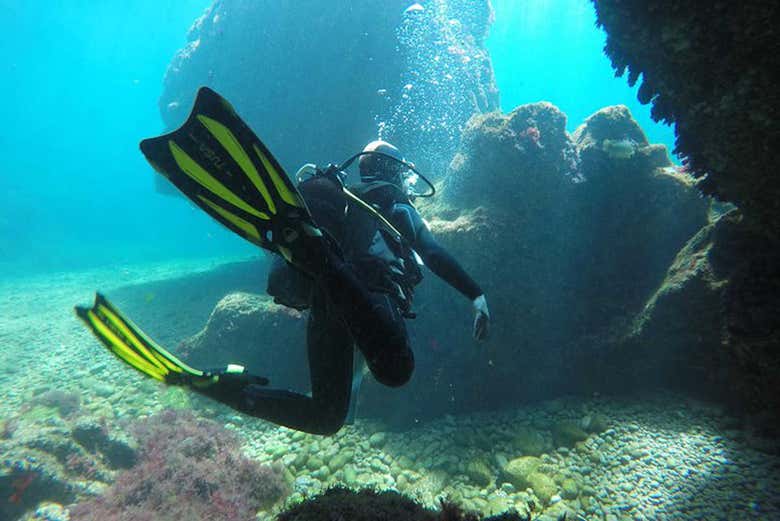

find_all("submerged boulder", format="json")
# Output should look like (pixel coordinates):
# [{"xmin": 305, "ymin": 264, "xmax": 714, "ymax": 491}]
[
  {"xmin": 502, "ymin": 456, "xmax": 541, "ymax": 490},
  {"xmin": 592, "ymin": 1, "xmax": 780, "ymax": 237},
  {"xmin": 180, "ymin": 292, "xmax": 309, "ymax": 391}
]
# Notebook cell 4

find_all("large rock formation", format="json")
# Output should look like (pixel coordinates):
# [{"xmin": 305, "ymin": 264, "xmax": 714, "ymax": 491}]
[
  {"xmin": 591, "ymin": 0, "xmax": 780, "ymax": 424},
  {"xmin": 358, "ymin": 103, "xmax": 709, "ymax": 424},
  {"xmin": 174, "ymin": 102, "xmax": 769, "ymax": 428},
  {"xmin": 579, "ymin": 210, "xmax": 780, "ymax": 427},
  {"xmin": 158, "ymin": 0, "xmax": 498, "ymax": 190}
]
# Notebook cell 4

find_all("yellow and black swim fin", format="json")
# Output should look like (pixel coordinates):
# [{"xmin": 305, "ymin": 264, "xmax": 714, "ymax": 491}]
[
  {"xmin": 75, "ymin": 293, "xmax": 268, "ymax": 400},
  {"xmin": 139, "ymin": 86, "xmax": 323, "ymax": 268}
]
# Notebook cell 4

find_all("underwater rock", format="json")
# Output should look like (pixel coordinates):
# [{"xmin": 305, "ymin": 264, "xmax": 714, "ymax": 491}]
[
  {"xmin": 357, "ymin": 101, "xmax": 708, "ymax": 424},
  {"xmin": 592, "ymin": 1, "xmax": 780, "ymax": 238},
  {"xmin": 180, "ymin": 292, "xmax": 309, "ymax": 390},
  {"xmin": 527, "ymin": 471, "xmax": 557, "ymax": 505},
  {"xmin": 274, "ymin": 486, "xmax": 525, "ymax": 521},
  {"xmin": 71, "ymin": 419, "xmax": 137, "ymax": 470},
  {"xmin": 0, "ymin": 409, "xmax": 103, "ymax": 519},
  {"xmin": 512, "ymin": 426, "xmax": 548, "ymax": 457},
  {"xmin": 572, "ymin": 105, "xmax": 669, "ymax": 171},
  {"xmin": 368, "ymin": 431, "xmax": 387, "ymax": 448},
  {"xmin": 561, "ymin": 477, "xmax": 579, "ymax": 499},
  {"xmin": 502, "ymin": 456, "xmax": 541, "ymax": 490},
  {"xmin": 0, "ymin": 456, "xmax": 76, "ymax": 521},
  {"xmin": 29, "ymin": 389, "xmax": 81, "ymax": 418},
  {"xmin": 579, "ymin": 413, "xmax": 609, "ymax": 434},
  {"xmin": 158, "ymin": 0, "xmax": 497, "ymax": 188},
  {"xmin": 582, "ymin": 209, "xmax": 780, "ymax": 424},
  {"xmin": 464, "ymin": 458, "xmax": 493, "ymax": 488},
  {"xmin": 551, "ymin": 421, "xmax": 588, "ymax": 449},
  {"xmin": 591, "ymin": 6, "xmax": 780, "ymax": 422},
  {"xmin": 443, "ymin": 102, "xmax": 580, "ymax": 209},
  {"xmin": 109, "ymin": 259, "xmax": 268, "ymax": 347},
  {"xmin": 569, "ymin": 105, "xmax": 708, "ymax": 330}
]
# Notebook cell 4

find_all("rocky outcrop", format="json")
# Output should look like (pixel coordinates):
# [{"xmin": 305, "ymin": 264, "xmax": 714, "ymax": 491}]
[
  {"xmin": 179, "ymin": 292, "xmax": 309, "ymax": 391},
  {"xmin": 591, "ymin": 1, "xmax": 780, "ymax": 238},
  {"xmin": 580, "ymin": 210, "xmax": 780, "ymax": 425},
  {"xmin": 158, "ymin": 0, "xmax": 498, "ymax": 191},
  {"xmin": 357, "ymin": 103, "xmax": 709, "ymax": 423},
  {"xmin": 586, "ymin": 1, "xmax": 780, "ymax": 424},
  {"xmin": 0, "ymin": 403, "xmax": 137, "ymax": 520}
]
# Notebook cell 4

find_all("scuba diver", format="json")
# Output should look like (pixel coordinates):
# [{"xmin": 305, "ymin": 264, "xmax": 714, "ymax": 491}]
[{"xmin": 76, "ymin": 87, "xmax": 489, "ymax": 435}]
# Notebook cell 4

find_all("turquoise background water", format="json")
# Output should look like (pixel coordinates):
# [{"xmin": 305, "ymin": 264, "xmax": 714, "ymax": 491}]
[{"xmin": 0, "ymin": 0, "xmax": 675, "ymax": 276}]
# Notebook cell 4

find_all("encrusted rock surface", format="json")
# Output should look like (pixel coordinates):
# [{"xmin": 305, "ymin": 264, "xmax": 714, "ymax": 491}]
[
  {"xmin": 591, "ymin": 1, "xmax": 780, "ymax": 237},
  {"xmin": 180, "ymin": 292, "xmax": 309, "ymax": 391},
  {"xmin": 581, "ymin": 209, "xmax": 780, "ymax": 425},
  {"xmin": 359, "ymin": 102, "xmax": 708, "ymax": 422}
]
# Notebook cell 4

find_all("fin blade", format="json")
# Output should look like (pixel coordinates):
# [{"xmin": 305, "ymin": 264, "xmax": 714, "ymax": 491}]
[
  {"xmin": 76, "ymin": 306, "xmax": 168, "ymax": 382},
  {"xmin": 93, "ymin": 294, "xmax": 203, "ymax": 377},
  {"xmin": 168, "ymin": 139, "xmax": 268, "ymax": 220},
  {"xmin": 139, "ymin": 86, "xmax": 317, "ymax": 258},
  {"xmin": 197, "ymin": 195, "xmax": 265, "ymax": 244},
  {"xmin": 252, "ymin": 144, "xmax": 303, "ymax": 208},
  {"xmin": 196, "ymin": 114, "xmax": 277, "ymax": 215}
]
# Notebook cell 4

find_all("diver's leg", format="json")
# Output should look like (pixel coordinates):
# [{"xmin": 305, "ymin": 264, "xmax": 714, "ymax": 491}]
[
  {"xmin": 353, "ymin": 292, "xmax": 414, "ymax": 388},
  {"xmin": 237, "ymin": 290, "xmax": 353, "ymax": 435},
  {"xmin": 297, "ymin": 175, "xmax": 413, "ymax": 385}
]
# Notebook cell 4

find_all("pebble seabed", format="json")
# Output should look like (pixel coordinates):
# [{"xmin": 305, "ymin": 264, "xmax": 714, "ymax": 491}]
[
  {"xmin": 237, "ymin": 394, "xmax": 780, "ymax": 521},
  {"xmin": 1, "ymin": 260, "xmax": 779, "ymax": 521}
]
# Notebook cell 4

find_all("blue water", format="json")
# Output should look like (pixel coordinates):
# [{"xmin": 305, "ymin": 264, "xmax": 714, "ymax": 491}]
[
  {"xmin": 0, "ymin": 0, "xmax": 676, "ymax": 276},
  {"xmin": 0, "ymin": 0, "xmax": 228, "ymax": 275},
  {"xmin": 488, "ymin": 0, "xmax": 677, "ymax": 152}
]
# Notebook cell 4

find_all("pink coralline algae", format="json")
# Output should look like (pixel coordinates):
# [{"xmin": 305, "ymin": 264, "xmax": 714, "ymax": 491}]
[
  {"xmin": 70, "ymin": 409, "xmax": 288, "ymax": 521},
  {"xmin": 520, "ymin": 126, "xmax": 541, "ymax": 146}
]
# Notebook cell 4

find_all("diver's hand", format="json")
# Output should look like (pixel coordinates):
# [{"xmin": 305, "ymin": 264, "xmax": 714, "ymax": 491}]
[{"xmin": 472, "ymin": 294, "xmax": 490, "ymax": 341}]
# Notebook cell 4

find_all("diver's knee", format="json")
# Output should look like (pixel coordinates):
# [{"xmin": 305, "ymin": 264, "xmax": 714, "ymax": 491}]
[{"xmin": 373, "ymin": 353, "xmax": 414, "ymax": 388}]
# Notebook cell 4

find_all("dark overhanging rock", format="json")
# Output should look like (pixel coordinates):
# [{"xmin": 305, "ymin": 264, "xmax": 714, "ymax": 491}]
[{"xmin": 591, "ymin": 0, "xmax": 780, "ymax": 238}]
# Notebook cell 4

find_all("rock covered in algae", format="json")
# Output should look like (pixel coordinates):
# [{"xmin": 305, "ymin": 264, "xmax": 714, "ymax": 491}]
[
  {"xmin": 501, "ymin": 456, "xmax": 540, "ymax": 490},
  {"xmin": 358, "ymin": 101, "xmax": 708, "ymax": 424},
  {"xmin": 274, "ymin": 486, "xmax": 525, "ymax": 521},
  {"xmin": 512, "ymin": 426, "xmax": 548, "ymax": 457},
  {"xmin": 526, "ymin": 471, "xmax": 557, "ymax": 505},
  {"xmin": 592, "ymin": 0, "xmax": 780, "ymax": 236},
  {"xmin": 551, "ymin": 421, "xmax": 588, "ymax": 448},
  {"xmin": 586, "ymin": 209, "xmax": 780, "ymax": 428},
  {"xmin": 180, "ymin": 292, "xmax": 309, "ymax": 391}
]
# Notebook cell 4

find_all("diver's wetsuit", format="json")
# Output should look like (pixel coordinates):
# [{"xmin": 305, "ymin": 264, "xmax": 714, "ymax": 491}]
[{"xmin": 237, "ymin": 176, "xmax": 481, "ymax": 435}]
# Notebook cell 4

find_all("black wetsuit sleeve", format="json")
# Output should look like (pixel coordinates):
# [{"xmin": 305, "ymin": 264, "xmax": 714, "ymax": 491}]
[{"xmin": 391, "ymin": 204, "xmax": 483, "ymax": 301}]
